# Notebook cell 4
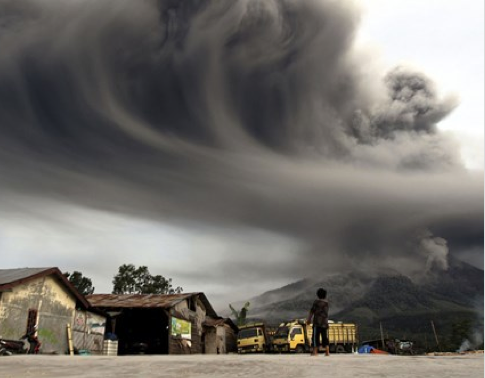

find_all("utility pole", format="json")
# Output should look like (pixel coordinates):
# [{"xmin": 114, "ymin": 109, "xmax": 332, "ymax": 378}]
[
  {"xmin": 431, "ymin": 320, "xmax": 441, "ymax": 352},
  {"xmin": 380, "ymin": 322, "xmax": 385, "ymax": 350}
]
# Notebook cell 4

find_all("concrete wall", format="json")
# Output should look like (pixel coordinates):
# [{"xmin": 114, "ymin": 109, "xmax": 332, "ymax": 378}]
[
  {"xmin": 0, "ymin": 275, "xmax": 76, "ymax": 354},
  {"xmin": 204, "ymin": 325, "xmax": 237, "ymax": 354},
  {"xmin": 169, "ymin": 296, "xmax": 206, "ymax": 354},
  {"xmin": 223, "ymin": 325, "xmax": 238, "ymax": 353},
  {"xmin": 216, "ymin": 326, "xmax": 226, "ymax": 354},
  {"xmin": 204, "ymin": 327, "xmax": 218, "ymax": 354}
]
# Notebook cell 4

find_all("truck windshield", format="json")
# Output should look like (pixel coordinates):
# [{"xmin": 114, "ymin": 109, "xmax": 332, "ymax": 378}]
[
  {"xmin": 239, "ymin": 328, "xmax": 259, "ymax": 339},
  {"xmin": 274, "ymin": 326, "xmax": 289, "ymax": 338}
]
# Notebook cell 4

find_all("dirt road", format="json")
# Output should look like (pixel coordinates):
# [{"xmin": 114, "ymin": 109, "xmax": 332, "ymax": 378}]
[{"xmin": 0, "ymin": 353, "xmax": 482, "ymax": 378}]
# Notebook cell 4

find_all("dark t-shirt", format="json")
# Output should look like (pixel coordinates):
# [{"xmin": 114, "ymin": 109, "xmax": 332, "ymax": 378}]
[{"xmin": 311, "ymin": 298, "xmax": 329, "ymax": 327}]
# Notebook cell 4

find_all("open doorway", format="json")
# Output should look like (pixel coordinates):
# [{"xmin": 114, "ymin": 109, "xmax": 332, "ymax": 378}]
[{"xmin": 111, "ymin": 308, "xmax": 169, "ymax": 355}]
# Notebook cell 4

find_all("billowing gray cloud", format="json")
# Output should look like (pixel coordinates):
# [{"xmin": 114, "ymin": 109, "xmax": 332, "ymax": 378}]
[{"xmin": 0, "ymin": 0, "xmax": 482, "ymax": 297}]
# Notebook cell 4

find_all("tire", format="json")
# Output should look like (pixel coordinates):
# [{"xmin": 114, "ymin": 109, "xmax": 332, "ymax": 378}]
[
  {"xmin": 344, "ymin": 345, "xmax": 354, "ymax": 353},
  {"xmin": 295, "ymin": 345, "xmax": 305, "ymax": 353},
  {"xmin": 336, "ymin": 345, "xmax": 346, "ymax": 353}
]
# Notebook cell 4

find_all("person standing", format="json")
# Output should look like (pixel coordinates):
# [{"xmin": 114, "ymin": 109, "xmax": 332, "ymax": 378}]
[{"xmin": 306, "ymin": 288, "xmax": 329, "ymax": 356}]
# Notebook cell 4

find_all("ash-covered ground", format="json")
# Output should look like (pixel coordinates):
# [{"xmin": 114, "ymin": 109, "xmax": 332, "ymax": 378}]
[{"xmin": 0, "ymin": 353, "xmax": 483, "ymax": 378}]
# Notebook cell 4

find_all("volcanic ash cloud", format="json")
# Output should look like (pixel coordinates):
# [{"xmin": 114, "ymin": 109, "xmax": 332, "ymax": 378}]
[{"xmin": 0, "ymin": 0, "xmax": 481, "ymax": 276}]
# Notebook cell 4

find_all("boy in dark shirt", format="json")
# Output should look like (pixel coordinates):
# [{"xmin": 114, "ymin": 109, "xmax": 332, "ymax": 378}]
[{"xmin": 306, "ymin": 288, "xmax": 329, "ymax": 356}]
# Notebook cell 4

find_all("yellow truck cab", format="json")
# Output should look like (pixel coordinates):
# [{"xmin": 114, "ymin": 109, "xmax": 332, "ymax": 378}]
[
  {"xmin": 237, "ymin": 323, "xmax": 268, "ymax": 353},
  {"xmin": 272, "ymin": 319, "xmax": 311, "ymax": 353},
  {"xmin": 272, "ymin": 319, "xmax": 358, "ymax": 353}
]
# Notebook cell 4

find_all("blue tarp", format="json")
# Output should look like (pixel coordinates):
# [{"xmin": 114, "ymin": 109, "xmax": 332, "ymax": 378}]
[{"xmin": 358, "ymin": 345, "xmax": 375, "ymax": 354}]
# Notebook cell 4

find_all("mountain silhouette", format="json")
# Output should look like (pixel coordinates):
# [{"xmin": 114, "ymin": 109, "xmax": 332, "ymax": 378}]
[{"xmin": 234, "ymin": 257, "xmax": 483, "ymax": 351}]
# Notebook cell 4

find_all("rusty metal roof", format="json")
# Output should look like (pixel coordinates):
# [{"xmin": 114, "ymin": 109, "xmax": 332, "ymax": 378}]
[
  {"xmin": 87, "ymin": 292, "xmax": 218, "ymax": 317},
  {"xmin": 203, "ymin": 317, "xmax": 226, "ymax": 327},
  {"xmin": 203, "ymin": 317, "xmax": 238, "ymax": 332},
  {"xmin": 86, "ymin": 293, "xmax": 192, "ymax": 308}
]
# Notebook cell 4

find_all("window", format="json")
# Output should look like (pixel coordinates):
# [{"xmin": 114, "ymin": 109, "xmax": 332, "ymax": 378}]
[
  {"xmin": 188, "ymin": 297, "xmax": 197, "ymax": 312},
  {"xmin": 274, "ymin": 326, "xmax": 289, "ymax": 338},
  {"xmin": 238, "ymin": 328, "xmax": 258, "ymax": 339},
  {"xmin": 26, "ymin": 309, "xmax": 38, "ymax": 334}
]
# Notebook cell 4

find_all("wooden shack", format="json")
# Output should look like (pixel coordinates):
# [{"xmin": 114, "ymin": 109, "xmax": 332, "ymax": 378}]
[
  {"xmin": 87, "ymin": 292, "xmax": 219, "ymax": 355},
  {"xmin": 203, "ymin": 317, "xmax": 238, "ymax": 354}
]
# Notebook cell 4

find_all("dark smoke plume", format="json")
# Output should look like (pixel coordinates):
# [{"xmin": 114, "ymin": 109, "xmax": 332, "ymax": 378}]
[{"xmin": 0, "ymin": 0, "xmax": 482, "ymax": 279}]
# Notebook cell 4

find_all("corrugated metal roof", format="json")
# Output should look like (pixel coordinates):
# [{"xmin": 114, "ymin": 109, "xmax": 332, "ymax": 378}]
[
  {"xmin": 0, "ymin": 268, "xmax": 55, "ymax": 285},
  {"xmin": 203, "ymin": 317, "xmax": 226, "ymax": 327},
  {"xmin": 87, "ymin": 293, "xmax": 197, "ymax": 309},
  {"xmin": 203, "ymin": 317, "xmax": 239, "ymax": 332},
  {"xmin": 87, "ymin": 292, "xmax": 218, "ymax": 318},
  {"xmin": 0, "ymin": 267, "xmax": 91, "ymax": 309}
]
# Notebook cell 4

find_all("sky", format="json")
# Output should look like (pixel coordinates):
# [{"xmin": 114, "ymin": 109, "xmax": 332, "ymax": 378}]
[
  {"xmin": 357, "ymin": 0, "xmax": 484, "ymax": 170},
  {"xmin": 0, "ymin": 0, "xmax": 483, "ymax": 310}
]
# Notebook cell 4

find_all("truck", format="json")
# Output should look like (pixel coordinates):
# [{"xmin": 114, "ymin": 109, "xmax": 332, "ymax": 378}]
[
  {"xmin": 271, "ymin": 319, "xmax": 358, "ymax": 353},
  {"xmin": 237, "ymin": 323, "xmax": 270, "ymax": 353}
]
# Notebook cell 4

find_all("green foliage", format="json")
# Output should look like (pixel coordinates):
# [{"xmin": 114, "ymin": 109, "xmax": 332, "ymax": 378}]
[
  {"xmin": 442, "ymin": 319, "xmax": 484, "ymax": 352},
  {"xmin": 229, "ymin": 302, "xmax": 250, "ymax": 326},
  {"xmin": 112, "ymin": 264, "xmax": 183, "ymax": 294},
  {"xmin": 449, "ymin": 320, "xmax": 472, "ymax": 349},
  {"xmin": 64, "ymin": 271, "xmax": 95, "ymax": 295}
]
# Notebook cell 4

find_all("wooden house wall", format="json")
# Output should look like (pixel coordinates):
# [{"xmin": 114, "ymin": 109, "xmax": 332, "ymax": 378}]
[{"xmin": 72, "ymin": 310, "xmax": 107, "ymax": 354}]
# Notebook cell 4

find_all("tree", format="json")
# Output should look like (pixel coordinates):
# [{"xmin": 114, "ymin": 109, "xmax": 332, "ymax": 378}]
[
  {"xmin": 64, "ymin": 271, "xmax": 95, "ymax": 295},
  {"xmin": 112, "ymin": 264, "xmax": 183, "ymax": 294},
  {"xmin": 447, "ymin": 319, "xmax": 478, "ymax": 352},
  {"xmin": 229, "ymin": 302, "xmax": 250, "ymax": 326}
]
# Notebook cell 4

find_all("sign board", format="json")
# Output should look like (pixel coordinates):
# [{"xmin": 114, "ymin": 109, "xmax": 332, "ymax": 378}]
[{"xmin": 171, "ymin": 317, "xmax": 191, "ymax": 339}]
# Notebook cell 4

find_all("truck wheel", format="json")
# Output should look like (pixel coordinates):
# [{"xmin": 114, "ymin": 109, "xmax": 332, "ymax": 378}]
[
  {"xmin": 295, "ymin": 345, "xmax": 305, "ymax": 353},
  {"xmin": 336, "ymin": 345, "xmax": 346, "ymax": 353}
]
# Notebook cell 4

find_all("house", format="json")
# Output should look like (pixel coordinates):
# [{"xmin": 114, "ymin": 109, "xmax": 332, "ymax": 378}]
[
  {"xmin": 87, "ymin": 292, "xmax": 235, "ymax": 354},
  {"xmin": 0, "ymin": 267, "xmax": 106, "ymax": 355},
  {"xmin": 203, "ymin": 317, "xmax": 238, "ymax": 354}
]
